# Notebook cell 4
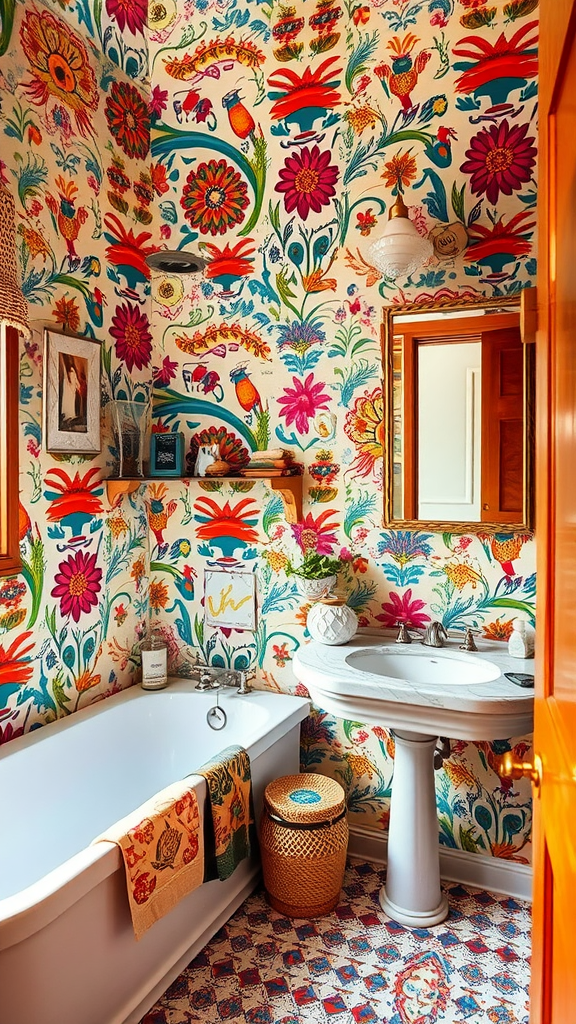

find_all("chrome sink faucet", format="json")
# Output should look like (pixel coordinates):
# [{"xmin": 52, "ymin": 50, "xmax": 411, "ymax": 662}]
[
  {"xmin": 422, "ymin": 622, "xmax": 448, "ymax": 648},
  {"xmin": 395, "ymin": 620, "xmax": 448, "ymax": 647}
]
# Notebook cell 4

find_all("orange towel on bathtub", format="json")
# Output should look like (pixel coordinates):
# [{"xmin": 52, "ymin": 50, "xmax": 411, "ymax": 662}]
[{"xmin": 93, "ymin": 779, "xmax": 204, "ymax": 940}]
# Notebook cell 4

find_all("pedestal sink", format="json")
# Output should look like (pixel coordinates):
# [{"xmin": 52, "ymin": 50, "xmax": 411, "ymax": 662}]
[{"xmin": 293, "ymin": 637, "xmax": 534, "ymax": 927}]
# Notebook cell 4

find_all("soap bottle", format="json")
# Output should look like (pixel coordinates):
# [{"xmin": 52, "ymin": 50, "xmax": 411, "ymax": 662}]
[
  {"xmin": 140, "ymin": 632, "xmax": 168, "ymax": 690},
  {"xmin": 508, "ymin": 619, "xmax": 535, "ymax": 659}
]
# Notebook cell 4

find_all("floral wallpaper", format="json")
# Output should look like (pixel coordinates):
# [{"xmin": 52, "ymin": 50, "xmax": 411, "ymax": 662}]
[
  {"xmin": 0, "ymin": 0, "xmax": 153, "ymax": 739},
  {"xmin": 0, "ymin": 0, "xmax": 537, "ymax": 864},
  {"xmin": 146, "ymin": 0, "xmax": 537, "ymax": 864}
]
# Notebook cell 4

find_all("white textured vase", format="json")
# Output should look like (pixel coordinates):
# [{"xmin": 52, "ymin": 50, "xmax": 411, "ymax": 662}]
[{"xmin": 306, "ymin": 599, "xmax": 358, "ymax": 646}]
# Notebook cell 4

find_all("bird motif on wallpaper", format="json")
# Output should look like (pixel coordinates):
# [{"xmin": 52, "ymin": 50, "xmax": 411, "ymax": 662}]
[
  {"xmin": 375, "ymin": 34, "xmax": 431, "ymax": 113},
  {"xmin": 230, "ymin": 365, "xmax": 263, "ymax": 423},
  {"xmin": 424, "ymin": 126, "xmax": 458, "ymax": 168},
  {"xmin": 45, "ymin": 175, "xmax": 88, "ymax": 262},
  {"xmin": 484, "ymin": 533, "xmax": 529, "ymax": 577},
  {"xmin": 145, "ymin": 483, "xmax": 178, "ymax": 547}
]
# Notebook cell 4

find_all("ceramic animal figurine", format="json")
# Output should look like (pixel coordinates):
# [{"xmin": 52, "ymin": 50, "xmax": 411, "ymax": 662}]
[
  {"xmin": 194, "ymin": 443, "xmax": 219, "ymax": 477},
  {"xmin": 205, "ymin": 459, "xmax": 231, "ymax": 477}
]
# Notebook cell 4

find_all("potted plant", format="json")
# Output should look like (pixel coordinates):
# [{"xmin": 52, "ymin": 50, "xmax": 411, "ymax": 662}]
[{"xmin": 285, "ymin": 552, "xmax": 342, "ymax": 601}]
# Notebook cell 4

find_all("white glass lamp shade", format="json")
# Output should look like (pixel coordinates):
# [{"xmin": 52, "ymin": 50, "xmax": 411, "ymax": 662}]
[{"xmin": 368, "ymin": 194, "xmax": 433, "ymax": 281}]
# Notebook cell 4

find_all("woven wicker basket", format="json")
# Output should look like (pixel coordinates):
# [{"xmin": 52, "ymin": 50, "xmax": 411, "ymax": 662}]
[{"xmin": 260, "ymin": 773, "xmax": 348, "ymax": 918}]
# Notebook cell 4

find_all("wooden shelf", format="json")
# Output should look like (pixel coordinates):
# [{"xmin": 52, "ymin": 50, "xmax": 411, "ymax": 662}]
[
  {"xmin": 105, "ymin": 478, "xmax": 145, "ymax": 502},
  {"xmin": 105, "ymin": 474, "xmax": 303, "ymax": 524}
]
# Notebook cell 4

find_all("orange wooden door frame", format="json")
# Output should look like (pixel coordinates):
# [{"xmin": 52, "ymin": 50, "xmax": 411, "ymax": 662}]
[{"xmin": 532, "ymin": 2, "xmax": 576, "ymax": 1019}]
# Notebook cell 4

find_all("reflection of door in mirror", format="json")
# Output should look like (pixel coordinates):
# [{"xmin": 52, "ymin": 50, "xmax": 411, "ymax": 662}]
[{"xmin": 390, "ymin": 310, "xmax": 528, "ymax": 528}]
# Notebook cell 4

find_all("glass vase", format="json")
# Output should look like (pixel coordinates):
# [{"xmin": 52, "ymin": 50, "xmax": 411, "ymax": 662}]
[{"xmin": 112, "ymin": 399, "xmax": 149, "ymax": 479}]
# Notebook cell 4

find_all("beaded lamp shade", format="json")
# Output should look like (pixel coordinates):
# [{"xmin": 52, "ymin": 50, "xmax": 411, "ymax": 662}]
[{"xmin": 0, "ymin": 180, "xmax": 29, "ymax": 337}]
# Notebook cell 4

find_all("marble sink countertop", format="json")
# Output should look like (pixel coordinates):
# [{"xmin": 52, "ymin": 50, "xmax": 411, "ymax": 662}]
[{"xmin": 293, "ymin": 635, "xmax": 535, "ymax": 740}]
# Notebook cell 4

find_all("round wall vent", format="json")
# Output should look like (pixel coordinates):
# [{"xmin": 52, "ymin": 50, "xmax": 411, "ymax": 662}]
[{"xmin": 145, "ymin": 250, "xmax": 207, "ymax": 275}]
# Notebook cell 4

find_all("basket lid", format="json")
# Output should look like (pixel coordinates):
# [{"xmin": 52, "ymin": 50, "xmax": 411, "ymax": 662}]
[{"xmin": 264, "ymin": 773, "xmax": 345, "ymax": 824}]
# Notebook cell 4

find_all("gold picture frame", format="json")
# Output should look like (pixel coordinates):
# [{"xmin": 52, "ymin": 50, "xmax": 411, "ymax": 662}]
[{"xmin": 381, "ymin": 296, "xmax": 534, "ymax": 533}]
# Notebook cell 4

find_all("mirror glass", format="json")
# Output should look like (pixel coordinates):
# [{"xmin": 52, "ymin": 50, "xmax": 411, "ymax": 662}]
[{"xmin": 383, "ymin": 299, "xmax": 533, "ymax": 532}]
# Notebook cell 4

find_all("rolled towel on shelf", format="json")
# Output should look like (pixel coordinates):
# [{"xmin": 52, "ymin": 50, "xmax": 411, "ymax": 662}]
[
  {"xmin": 197, "ymin": 745, "xmax": 256, "ymax": 882},
  {"xmin": 244, "ymin": 458, "xmax": 294, "ymax": 470},
  {"xmin": 246, "ymin": 448, "xmax": 291, "ymax": 461},
  {"xmin": 93, "ymin": 779, "xmax": 204, "ymax": 940}
]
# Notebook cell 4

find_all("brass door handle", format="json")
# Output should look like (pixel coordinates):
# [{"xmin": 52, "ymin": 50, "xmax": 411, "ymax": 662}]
[{"xmin": 498, "ymin": 751, "xmax": 542, "ymax": 790}]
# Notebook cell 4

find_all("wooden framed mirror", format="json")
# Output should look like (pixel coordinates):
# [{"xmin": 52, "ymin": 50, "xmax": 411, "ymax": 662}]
[{"xmin": 382, "ymin": 296, "xmax": 534, "ymax": 533}]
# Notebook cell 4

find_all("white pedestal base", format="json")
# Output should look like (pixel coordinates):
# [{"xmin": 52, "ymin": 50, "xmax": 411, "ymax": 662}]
[
  {"xmin": 379, "ymin": 889, "xmax": 449, "ymax": 927},
  {"xmin": 379, "ymin": 729, "xmax": 449, "ymax": 928}
]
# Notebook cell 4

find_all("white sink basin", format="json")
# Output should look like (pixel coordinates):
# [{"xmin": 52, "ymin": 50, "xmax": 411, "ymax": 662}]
[
  {"xmin": 294, "ymin": 638, "xmax": 534, "ymax": 740},
  {"xmin": 345, "ymin": 647, "xmax": 501, "ymax": 686}
]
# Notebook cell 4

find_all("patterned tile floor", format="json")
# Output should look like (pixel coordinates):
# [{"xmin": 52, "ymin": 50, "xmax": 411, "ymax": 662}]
[{"xmin": 139, "ymin": 862, "xmax": 530, "ymax": 1024}]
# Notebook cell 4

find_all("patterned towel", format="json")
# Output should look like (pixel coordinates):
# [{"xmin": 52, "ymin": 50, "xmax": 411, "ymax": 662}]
[
  {"xmin": 197, "ymin": 745, "xmax": 255, "ymax": 882},
  {"xmin": 93, "ymin": 780, "xmax": 204, "ymax": 940}
]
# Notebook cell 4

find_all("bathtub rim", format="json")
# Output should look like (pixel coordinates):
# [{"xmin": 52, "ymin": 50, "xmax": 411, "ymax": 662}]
[{"xmin": 0, "ymin": 683, "xmax": 309, "ymax": 951}]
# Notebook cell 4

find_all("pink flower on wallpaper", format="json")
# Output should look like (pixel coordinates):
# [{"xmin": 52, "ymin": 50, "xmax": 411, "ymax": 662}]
[
  {"xmin": 106, "ymin": 0, "xmax": 147, "ymax": 35},
  {"xmin": 461, "ymin": 120, "xmax": 537, "ymax": 206},
  {"xmin": 278, "ymin": 373, "xmax": 331, "ymax": 434},
  {"xmin": 149, "ymin": 86, "xmax": 168, "ymax": 119},
  {"xmin": 153, "ymin": 355, "xmax": 178, "ymax": 387},
  {"xmin": 275, "ymin": 147, "xmax": 339, "ymax": 220},
  {"xmin": 292, "ymin": 509, "xmax": 340, "ymax": 555},
  {"xmin": 430, "ymin": 10, "xmax": 448, "ymax": 26},
  {"xmin": 52, "ymin": 551, "xmax": 102, "ymax": 622},
  {"xmin": 110, "ymin": 302, "xmax": 153, "ymax": 372},
  {"xmin": 0, "ymin": 717, "xmax": 26, "ymax": 744},
  {"xmin": 375, "ymin": 589, "xmax": 431, "ymax": 630},
  {"xmin": 43, "ymin": 104, "xmax": 73, "ymax": 141}
]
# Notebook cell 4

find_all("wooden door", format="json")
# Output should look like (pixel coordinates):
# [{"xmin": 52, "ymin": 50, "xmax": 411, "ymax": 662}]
[
  {"xmin": 531, "ymin": 2, "xmax": 576, "ymax": 1019},
  {"xmin": 480, "ymin": 326, "xmax": 524, "ymax": 524}
]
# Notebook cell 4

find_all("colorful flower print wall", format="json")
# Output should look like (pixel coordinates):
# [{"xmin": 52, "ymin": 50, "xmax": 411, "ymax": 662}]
[
  {"xmin": 0, "ymin": 0, "xmax": 154, "ymax": 740},
  {"xmin": 147, "ymin": 0, "xmax": 538, "ymax": 861},
  {"xmin": 36, "ymin": 0, "xmax": 149, "ymax": 81}
]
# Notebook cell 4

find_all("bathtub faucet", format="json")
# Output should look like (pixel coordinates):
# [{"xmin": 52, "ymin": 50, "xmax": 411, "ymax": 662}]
[
  {"xmin": 212, "ymin": 668, "xmax": 256, "ymax": 694},
  {"xmin": 189, "ymin": 655, "xmax": 255, "ymax": 694}
]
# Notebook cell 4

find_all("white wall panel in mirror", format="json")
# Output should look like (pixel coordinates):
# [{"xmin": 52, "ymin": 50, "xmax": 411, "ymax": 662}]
[{"xmin": 418, "ymin": 342, "xmax": 481, "ymax": 520}]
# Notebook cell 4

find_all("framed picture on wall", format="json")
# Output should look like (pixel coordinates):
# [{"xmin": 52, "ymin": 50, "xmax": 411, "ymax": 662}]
[
  {"xmin": 43, "ymin": 329, "xmax": 102, "ymax": 454},
  {"xmin": 204, "ymin": 569, "xmax": 257, "ymax": 631}
]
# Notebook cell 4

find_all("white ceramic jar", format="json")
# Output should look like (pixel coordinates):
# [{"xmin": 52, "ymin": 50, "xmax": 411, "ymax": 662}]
[
  {"xmin": 306, "ymin": 598, "xmax": 358, "ymax": 646},
  {"xmin": 294, "ymin": 575, "xmax": 337, "ymax": 601}
]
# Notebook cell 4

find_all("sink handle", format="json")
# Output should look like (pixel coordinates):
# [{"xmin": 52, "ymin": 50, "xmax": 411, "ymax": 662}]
[
  {"xmin": 395, "ymin": 622, "xmax": 423, "ymax": 644},
  {"xmin": 459, "ymin": 626, "xmax": 480, "ymax": 652}
]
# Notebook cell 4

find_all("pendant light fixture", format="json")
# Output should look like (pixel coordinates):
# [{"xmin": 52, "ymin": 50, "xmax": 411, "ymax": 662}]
[
  {"xmin": 145, "ymin": 250, "xmax": 207, "ymax": 275},
  {"xmin": 368, "ymin": 193, "xmax": 433, "ymax": 281}
]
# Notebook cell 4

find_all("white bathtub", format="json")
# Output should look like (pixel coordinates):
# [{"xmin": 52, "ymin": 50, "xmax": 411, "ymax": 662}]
[{"xmin": 0, "ymin": 681, "xmax": 309, "ymax": 1024}]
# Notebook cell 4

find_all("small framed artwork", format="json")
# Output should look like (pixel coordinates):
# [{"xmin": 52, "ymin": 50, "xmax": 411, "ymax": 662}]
[
  {"xmin": 150, "ymin": 432, "xmax": 184, "ymax": 477},
  {"xmin": 43, "ymin": 329, "xmax": 101, "ymax": 454},
  {"xmin": 204, "ymin": 569, "xmax": 257, "ymax": 631}
]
